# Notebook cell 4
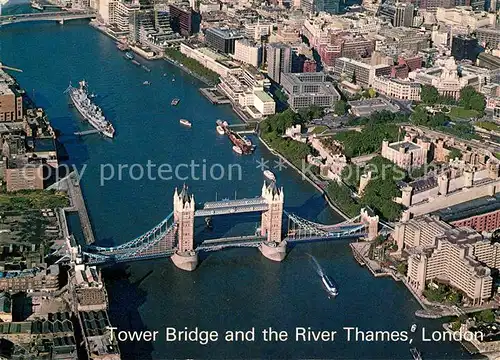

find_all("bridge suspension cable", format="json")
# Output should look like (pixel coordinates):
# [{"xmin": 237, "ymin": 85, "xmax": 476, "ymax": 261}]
[{"xmin": 88, "ymin": 212, "xmax": 174, "ymax": 252}]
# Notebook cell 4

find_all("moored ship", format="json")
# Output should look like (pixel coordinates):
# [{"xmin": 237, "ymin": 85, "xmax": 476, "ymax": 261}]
[
  {"xmin": 30, "ymin": 0, "xmax": 44, "ymax": 10},
  {"xmin": 216, "ymin": 124, "xmax": 225, "ymax": 135},
  {"xmin": 216, "ymin": 119, "xmax": 255, "ymax": 154},
  {"xmin": 117, "ymin": 42, "xmax": 129, "ymax": 51},
  {"xmin": 125, "ymin": 51, "xmax": 134, "ymax": 60},
  {"xmin": 65, "ymin": 81, "xmax": 115, "ymax": 139}
]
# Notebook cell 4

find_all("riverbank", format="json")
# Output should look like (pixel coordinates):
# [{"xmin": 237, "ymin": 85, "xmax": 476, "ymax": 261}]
[
  {"xmin": 257, "ymin": 134, "xmax": 350, "ymax": 221},
  {"xmin": 2, "ymin": 18, "xmax": 472, "ymax": 359}
]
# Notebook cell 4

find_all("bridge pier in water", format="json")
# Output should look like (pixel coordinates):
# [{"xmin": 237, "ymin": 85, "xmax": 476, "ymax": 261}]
[
  {"xmin": 171, "ymin": 186, "xmax": 198, "ymax": 271},
  {"xmin": 170, "ymin": 183, "xmax": 287, "ymax": 271},
  {"xmin": 258, "ymin": 182, "xmax": 286, "ymax": 262},
  {"xmin": 82, "ymin": 183, "xmax": 386, "ymax": 268}
]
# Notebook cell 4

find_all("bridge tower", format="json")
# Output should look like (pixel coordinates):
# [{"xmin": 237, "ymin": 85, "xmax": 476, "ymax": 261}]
[
  {"xmin": 259, "ymin": 182, "xmax": 287, "ymax": 262},
  {"xmin": 171, "ymin": 185, "xmax": 198, "ymax": 271},
  {"xmin": 360, "ymin": 208, "xmax": 379, "ymax": 241}
]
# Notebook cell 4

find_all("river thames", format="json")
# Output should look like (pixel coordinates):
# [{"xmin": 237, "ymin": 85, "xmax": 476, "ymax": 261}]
[{"xmin": 1, "ymin": 6, "xmax": 480, "ymax": 359}]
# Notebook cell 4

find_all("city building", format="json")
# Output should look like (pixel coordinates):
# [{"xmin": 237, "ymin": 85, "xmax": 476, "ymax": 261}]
[
  {"xmin": 199, "ymin": 0, "xmax": 220, "ymax": 13},
  {"xmin": 394, "ymin": 214, "xmax": 453, "ymax": 251},
  {"xmin": 73, "ymin": 264, "xmax": 108, "ymax": 312},
  {"xmin": 0, "ymin": 265, "xmax": 60, "ymax": 292},
  {"xmin": 303, "ymin": 59, "xmax": 317, "ymax": 72},
  {"xmin": 80, "ymin": 310, "xmax": 120, "ymax": 360},
  {"xmin": 218, "ymin": 67, "xmax": 275, "ymax": 119},
  {"xmin": 324, "ymin": 0, "xmax": 341, "ymax": 14},
  {"xmin": 233, "ymin": 38, "xmax": 261, "ymax": 67},
  {"xmin": 451, "ymin": 35, "xmax": 480, "ymax": 61},
  {"xmin": 372, "ymin": 76, "xmax": 422, "ymax": 101},
  {"xmin": 318, "ymin": 35, "xmax": 375, "ymax": 69},
  {"xmin": 5, "ymin": 158, "xmax": 44, "ymax": 192},
  {"xmin": 281, "ymin": 72, "xmax": 341, "ymax": 110},
  {"xmin": 378, "ymin": 2, "xmax": 414, "ymax": 27},
  {"xmin": 410, "ymin": 58, "xmax": 480, "ymax": 100},
  {"xmin": 435, "ymin": 7, "xmax": 495, "ymax": 32},
  {"xmin": 169, "ymin": 3, "xmax": 198, "ymax": 36},
  {"xmin": 267, "ymin": 43, "xmax": 292, "ymax": 84},
  {"xmin": 180, "ymin": 43, "xmax": 242, "ymax": 77},
  {"xmin": 406, "ymin": 226, "xmax": 495, "ymax": 305},
  {"xmin": 0, "ymin": 312, "xmax": 77, "ymax": 357},
  {"xmin": 348, "ymin": 98, "xmax": 400, "ymax": 117},
  {"xmin": 432, "ymin": 193, "xmax": 500, "ymax": 232},
  {"xmin": 477, "ymin": 27, "xmax": 500, "ymax": 49},
  {"xmin": 0, "ymin": 83, "xmax": 23, "ymax": 122},
  {"xmin": 205, "ymin": 28, "xmax": 244, "ymax": 54},
  {"xmin": 334, "ymin": 57, "xmax": 391, "ymax": 87},
  {"xmin": 0, "ymin": 292, "xmax": 12, "ymax": 322},
  {"xmin": 244, "ymin": 21, "xmax": 273, "ymax": 41},
  {"xmin": 381, "ymin": 134, "xmax": 429, "ymax": 170},
  {"xmin": 477, "ymin": 52, "xmax": 500, "ymax": 70},
  {"xmin": 138, "ymin": 11, "xmax": 180, "ymax": 51},
  {"xmin": 108, "ymin": 1, "xmax": 140, "ymax": 38},
  {"xmin": 376, "ymin": 28, "xmax": 430, "ymax": 56}
]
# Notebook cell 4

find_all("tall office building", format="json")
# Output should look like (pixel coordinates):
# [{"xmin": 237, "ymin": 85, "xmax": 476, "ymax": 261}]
[
  {"xmin": 324, "ymin": 0, "xmax": 340, "ymax": 14},
  {"xmin": 267, "ymin": 43, "xmax": 292, "ymax": 84},
  {"xmin": 301, "ymin": 0, "xmax": 324, "ymax": 13},
  {"xmin": 378, "ymin": 2, "xmax": 414, "ymax": 27},
  {"xmin": 451, "ymin": 35, "xmax": 480, "ymax": 61},
  {"xmin": 394, "ymin": 3, "xmax": 414, "ymax": 27},
  {"xmin": 169, "ymin": 3, "xmax": 199, "ymax": 36},
  {"xmin": 205, "ymin": 28, "xmax": 244, "ymax": 54}
]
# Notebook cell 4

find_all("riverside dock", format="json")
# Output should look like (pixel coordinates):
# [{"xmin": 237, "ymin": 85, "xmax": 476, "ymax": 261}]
[
  {"xmin": 66, "ymin": 174, "xmax": 95, "ymax": 245},
  {"xmin": 199, "ymin": 87, "xmax": 230, "ymax": 104},
  {"xmin": 50, "ymin": 173, "xmax": 96, "ymax": 245}
]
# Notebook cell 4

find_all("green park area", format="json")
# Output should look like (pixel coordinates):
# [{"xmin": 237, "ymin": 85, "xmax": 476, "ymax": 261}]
[
  {"xmin": 259, "ymin": 108, "xmax": 316, "ymax": 169},
  {"xmin": 423, "ymin": 283, "xmax": 462, "ymax": 305},
  {"xmin": 164, "ymin": 48, "xmax": 220, "ymax": 84},
  {"xmin": 476, "ymin": 121, "xmax": 500, "ymax": 132},
  {"xmin": 0, "ymin": 190, "xmax": 69, "ymax": 213},
  {"xmin": 448, "ymin": 107, "xmax": 480, "ymax": 120}
]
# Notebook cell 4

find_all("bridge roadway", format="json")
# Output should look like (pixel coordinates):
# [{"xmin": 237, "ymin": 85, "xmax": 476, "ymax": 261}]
[
  {"xmin": 0, "ymin": 10, "xmax": 96, "ymax": 25},
  {"xmin": 196, "ymin": 235, "xmax": 267, "ymax": 251},
  {"xmin": 194, "ymin": 197, "xmax": 268, "ymax": 217}
]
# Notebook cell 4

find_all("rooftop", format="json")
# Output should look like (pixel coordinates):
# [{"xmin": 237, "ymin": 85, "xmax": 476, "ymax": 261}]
[
  {"xmin": 33, "ymin": 138, "xmax": 57, "ymax": 153},
  {"xmin": 0, "ymin": 82, "xmax": 13, "ymax": 96},
  {"xmin": 389, "ymin": 141, "xmax": 421, "ymax": 152},
  {"xmin": 254, "ymin": 90, "xmax": 273, "ymax": 103},
  {"xmin": 348, "ymin": 98, "xmax": 399, "ymax": 116},
  {"xmin": 206, "ymin": 27, "xmax": 244, "ymax": 39},
  {"xmin": 433, "ymin": 193, "xmax": 500, "ymax": 223}
]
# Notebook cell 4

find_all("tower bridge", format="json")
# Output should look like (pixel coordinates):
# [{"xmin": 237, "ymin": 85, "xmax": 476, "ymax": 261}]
[
  {"xmin": 0, "ymin": 10, "xmax": 96, "ymax": 25},
  {"xmin": 81, "ymin": 182, "xmax": 381, "ymax": 271}
]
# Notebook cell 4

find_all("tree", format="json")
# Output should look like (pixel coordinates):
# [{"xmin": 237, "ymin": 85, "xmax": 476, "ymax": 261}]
[
  {"xmin": 421, "ymin": 85, "xmax": 440, "ymax": 104},
  {"xmin": 450, "ymin": 321, "xmax": 461, "ymax": 331},
  {"xmin": 476, "ymin": 309, "xmax": 495, "ymax": 324},
  {"xmin": 351, "ymin": 70, "xmax": 357, "ymax": 84},
  {"xmin": 397, "ymin": 262, "xmax": 407, "ymax": 275},
  {"xmin": 411, "ymin": 107, "xmax": 429, "ymax": 125},
  {"xmin": 460, "ymin": 86, "xmax": 486, "ymax": 112},
  {"xmin": 334, "ymin": 100, "xmax": 349, "ymax": 116},
  {"xmin": 297, "ymin": 105, "xmax": 324, "ymax": 122},
  {"xmin": 447, "ymin": 148, "xmax": 462, "ymax": 161}
]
